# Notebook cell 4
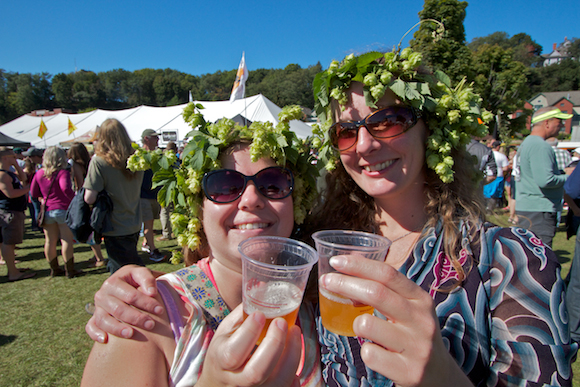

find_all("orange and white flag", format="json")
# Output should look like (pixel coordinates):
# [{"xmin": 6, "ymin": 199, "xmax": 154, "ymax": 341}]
[
  {"xmin": 67, "ymin": 117, "xmax": 77, "ymax": 135},
  {"xmin": 230, "ymin": 52, "xmax": 248, "ymax": 103},
  {"xmin": 38, "ymin": 119, "xmax": 47, "ymax": 139}
]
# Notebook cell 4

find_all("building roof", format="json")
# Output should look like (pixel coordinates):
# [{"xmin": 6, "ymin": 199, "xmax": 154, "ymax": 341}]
[{"xmin": 530, "ymin": 91, "xmax": 580, "ymax": 107}]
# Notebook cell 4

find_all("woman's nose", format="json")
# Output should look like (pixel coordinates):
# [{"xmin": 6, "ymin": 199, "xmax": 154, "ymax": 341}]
[
  {"xmin": 238, "ymin": 182, "xmax": 265, "ymax": 210},
  {"xmin": 355, "ymin": 126, "xmax": 381, "ymax": 154}
]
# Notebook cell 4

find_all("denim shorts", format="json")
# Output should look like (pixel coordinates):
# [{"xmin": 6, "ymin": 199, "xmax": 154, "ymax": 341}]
[{"xmin": 44, "ymin": 209, "xmax": 67, "ymax": 225}]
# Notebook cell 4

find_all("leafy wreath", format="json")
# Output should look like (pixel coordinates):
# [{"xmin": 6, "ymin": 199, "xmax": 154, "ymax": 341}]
[
  {"xmin": 311, "ymin": 44, "xmax": 493, "ymax": 183},
  {"xmin": 127, "ymin": 104, "xmax": 320, "ymax": 262}
]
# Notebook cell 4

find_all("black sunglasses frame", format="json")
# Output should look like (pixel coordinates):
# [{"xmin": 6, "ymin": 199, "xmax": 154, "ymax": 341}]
[
  {"xmin": 202, "ymin": 166, "xmax": 294, "ymax": 204},
  {"xmin": 330, "ymin": 106, "xmax": 421, "ymax": 151}
]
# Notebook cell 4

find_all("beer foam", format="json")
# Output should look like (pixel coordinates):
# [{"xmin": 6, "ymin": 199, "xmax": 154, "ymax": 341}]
[
  {"xmin": 245, "ymin": 281, "xmax": 302, "ymax": 318},
  {"xmin": 319, "ymin": 288, "xmax": 353, "ymax": 305}
]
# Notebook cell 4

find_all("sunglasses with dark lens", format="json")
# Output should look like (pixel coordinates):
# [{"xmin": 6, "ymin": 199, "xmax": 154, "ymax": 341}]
[
  {"xmin": 202, "ymin": 166, "xmax": 294, "ymax": 204},
  {"xmin": 330, "ymin": 106, "xmax": 420, "ymax": 151}
]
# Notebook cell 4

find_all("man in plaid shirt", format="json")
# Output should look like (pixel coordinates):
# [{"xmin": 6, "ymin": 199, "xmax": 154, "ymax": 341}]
[{"xmin": 547, "ymin": 137, "xmax": 572, "ymax": 173}]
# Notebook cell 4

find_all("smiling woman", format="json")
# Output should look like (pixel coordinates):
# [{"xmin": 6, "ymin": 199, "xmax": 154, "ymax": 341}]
[{"xmin": 81, "ymin": 106, "xmax": 324, "ymax": 387}]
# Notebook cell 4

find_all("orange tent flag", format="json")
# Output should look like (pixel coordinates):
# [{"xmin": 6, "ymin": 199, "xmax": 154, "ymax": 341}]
[
  {"xmin": 38, "ymin": 119, "xmax": 48, "ymax": 139},
  {"xmin": 68, "ymin": 117, "xmax": 77, "ymax": 135}
]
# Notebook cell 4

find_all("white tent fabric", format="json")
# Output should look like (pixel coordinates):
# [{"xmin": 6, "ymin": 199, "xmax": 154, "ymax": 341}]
[{"xmin": 0, "ymin": 94, "xmax": 314, "ymax": 147}]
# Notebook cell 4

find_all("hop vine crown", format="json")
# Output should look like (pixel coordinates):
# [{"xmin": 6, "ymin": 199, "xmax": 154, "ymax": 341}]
[
  {"xmin": 311, "ymin": 46, "xmax": 492, "ymax": 183},
  {"xmin": 127, "ymin": 104, "xmax": 320, "ymax": 255}
]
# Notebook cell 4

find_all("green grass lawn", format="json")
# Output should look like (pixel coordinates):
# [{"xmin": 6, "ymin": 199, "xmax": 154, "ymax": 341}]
[{"xmin": 0, "ymin": 214, "xmax": 578, "ymax": 386}]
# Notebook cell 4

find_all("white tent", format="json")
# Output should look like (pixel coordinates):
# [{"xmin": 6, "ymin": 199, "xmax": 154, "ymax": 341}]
[{"xmin": 0, "ymin": 94, "xmax": 314, "ymax": 147}]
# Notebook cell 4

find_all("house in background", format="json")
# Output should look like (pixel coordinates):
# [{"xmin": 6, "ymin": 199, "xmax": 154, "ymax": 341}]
[
  {"xmin": 528, "ymin": 91, "xmax": 580, "ymax": 134},
  {"xmin": 542, "ymin": 38, "xmax": 573, "ymax": 66}
]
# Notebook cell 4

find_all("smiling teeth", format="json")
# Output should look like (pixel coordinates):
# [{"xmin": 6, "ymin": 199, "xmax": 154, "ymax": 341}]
[
  {"xmin": 364, "ymin": 160, "xmax": 395, "ymax": 172},
  {"xmin": 236, "ymin": 223, "xmax": 269, "ymax": 230}
]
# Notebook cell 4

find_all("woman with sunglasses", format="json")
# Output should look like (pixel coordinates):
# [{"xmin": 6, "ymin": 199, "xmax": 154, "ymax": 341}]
[
  {"xmin": 81, "ymin": 113, "xmax": 323, "ymax": 386},
  {"xmin": 305, "ymin": 51, "xmax": 575, "ymax": 385},
  {"xmin": 85, "ymin": 49, "xmax": 576, "ymax": 386}
]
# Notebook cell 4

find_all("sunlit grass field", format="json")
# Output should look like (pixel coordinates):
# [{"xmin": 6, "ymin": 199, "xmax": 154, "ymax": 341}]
[{"xmin": 0, "ymin": 213, "xmax": 578, "ymax": 386}]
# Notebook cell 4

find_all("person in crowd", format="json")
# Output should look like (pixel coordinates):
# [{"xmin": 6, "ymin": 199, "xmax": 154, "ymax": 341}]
[
  {"xmin": 31, "ymin": 146, "xmax": 82, "ymax": 278},
  {"xmin": 85, "ymin": 49, "xmax": 577, "ymax": 386},
  {"xmin": 515, "ymin": 106, "xmax": 572, "ymax": 248},
  {"xmin": 23, "ymin": 147, "xmax": 44, "ymax": 232},
  {"xmin": 483, "ymin": 140, "xmax": 509, "ymax": 210},
  {"xmin": 68, "ymin": 142, "xmax": 106, "ymax": 268},
  {"xmin": 23, "ymin": 157, "xmax": 40, "ymax": 232},
  {"xmin": 0, "ymin": 147, "xmax": 35, "ymax": 281},
  {"xmin": 156, "ymin": 141, "xmax": 178, "ymax": 242},
  {"xmin": 506, "ymin": 147, "xmax": 518, "ymax": 224},
  {"xmin": 547, "ymin": 137, "xmax": 572, "ymax": 174},
  {"xmin": 565, "ymin": 164, "xmax": 580, "ymax": 343},
  {"xmin": 466, "ymin": 137, "xmax": 497, "ymax": 184},
  {"xmin": 547, "ymin": 137, "xmax": 573, "ymax": 225},
  {"xmin": 139, "ymin": 129, "xmax": 165, "ymax": 262},
  {"xmin": 81, "ymin": 114, "xmax": 322, "ymax": 386},
  {"xmin": 13, "ymin": 147, "xmax": 26, "ymax": 169},
  {"xmin": 83, "ymin": 119, "xmax": 144, "ymax": 274}
]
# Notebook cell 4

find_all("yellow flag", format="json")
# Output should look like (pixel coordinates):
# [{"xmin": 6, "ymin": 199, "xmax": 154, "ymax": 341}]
[
  {"xmin": 38, "ymin": 119, "xmax": 47, "ymax": 139},
  {"xmin": 67, "ymin": 117, "xmax": 77, "ymax": 135}
]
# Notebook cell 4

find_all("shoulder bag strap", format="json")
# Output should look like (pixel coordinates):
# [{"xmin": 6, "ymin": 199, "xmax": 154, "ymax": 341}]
[
  {"xmin": 43, "ymin": 171, "xmax": 58, "ymax": 204},
  {"xmin": 173, "ymin": 265, "xmax": 230, "ymax": 331}
]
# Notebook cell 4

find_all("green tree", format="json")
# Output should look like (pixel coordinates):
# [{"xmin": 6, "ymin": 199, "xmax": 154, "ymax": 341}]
[
  {"xmin": 528, "ymin": 59, "xmax": 580, "ymax": 94},
  {"xmin": 468, "ymin": 32, "xmax": 543, "ymax": 67},
  {"xmin": 472, "ymin": 44, "xmax": 529, "ymax": 140},
  {"xmin": 100, "ymin": 69, "xmax": 131, "ymax": 108},
  {"xmin": 409, "ymin": 0, "xmax": 474, "ymax": 84},
  {"xmin": 52, "ymin": 73, "xmax": 75, "ymax": 108},
  {"xmin": 127, "ymin": 69, "xmax": 158, "ymax": 106}
]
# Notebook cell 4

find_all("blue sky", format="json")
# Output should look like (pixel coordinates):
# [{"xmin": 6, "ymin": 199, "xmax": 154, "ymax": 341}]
[{"xmin": 1, "ymin": 0, "xmax": 577, "ymax": 76}]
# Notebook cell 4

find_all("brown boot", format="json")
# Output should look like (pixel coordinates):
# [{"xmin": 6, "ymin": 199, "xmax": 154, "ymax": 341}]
[
  {"xmin": 49, "ymin": 258, "xmax": 65, "ymax": 277},
  {"xmin": 65, "ymin": 258, "xmax": 83, "ymax": 279}
]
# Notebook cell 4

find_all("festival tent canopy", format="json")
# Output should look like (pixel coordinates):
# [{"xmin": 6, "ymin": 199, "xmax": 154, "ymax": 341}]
[
  {"xmin": 0, "ymin": 95, "xmax": 314, "ymax": 148},
  {"xmin": 0, "ymin": 132, "xmax": 31, "ymax": 147}
]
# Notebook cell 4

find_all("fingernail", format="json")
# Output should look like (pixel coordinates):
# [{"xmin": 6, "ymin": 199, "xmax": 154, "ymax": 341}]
[
  {"xmin": 252, "ymin": 311, "xmax": 266, "ymax": 325},
  {"xmin": 329, "ymin": 255, "xmax": 346, "ymax": 269},
  {"xmin": 319, "ymin": 274, "xmax": 329, "ymax": 288},
  {"xmin": 275, "ymin": 318, "xmax": 287, "ymax": 330},
  {"xmin": 147, "ymin": 287, "xmax": 156, "ymax": 295},
  {"xmin": 153, "ymin": 306, "xmax": 163, "ymax": 315},
  {"xmin": 144, "ymin": 320, "xmax": 155, "ymax": 330},
  {"xmin": 96, "ymin": 333, "xmax": 105, "ymax": 343},
  {"xmin": 121, "ymin": 328, "xmax": 131, "ymax": 338}
]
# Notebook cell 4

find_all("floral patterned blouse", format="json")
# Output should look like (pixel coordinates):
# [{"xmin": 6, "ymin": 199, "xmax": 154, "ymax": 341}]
[{"xmin": 318, "ymin": 222, "xmax": 578, "ymax": 386}]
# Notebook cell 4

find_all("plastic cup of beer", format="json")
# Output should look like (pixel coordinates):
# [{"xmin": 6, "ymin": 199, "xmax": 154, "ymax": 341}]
[
  {"xmin": 239, "ymin": 236, "xmax": 318, "ymax": 344},
  {"xmin": 312, "ymin": 230, "xmax": 391, "ymax": 337}
]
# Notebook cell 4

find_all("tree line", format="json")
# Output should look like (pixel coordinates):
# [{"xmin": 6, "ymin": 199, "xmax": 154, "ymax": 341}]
[
  {"xmin": 0, "ymin": 63, "xmax": 322, "ymax": 125},
  {"xmin": 1, "ymin": 0, "xmax": 579, "ymax": 135}
]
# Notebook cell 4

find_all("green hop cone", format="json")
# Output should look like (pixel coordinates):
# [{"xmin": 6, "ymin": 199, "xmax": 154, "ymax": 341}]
[
  {"xmin": 380, "ymin": 71, "xmax": 393, "ymax": 84},
  {"xmin": 330, "ymin": 87, "xmax": 342, "ymax": 100},
  {"xmin": 447, "ymin": 110, "xmax": 461, "ymax": 124},
  {"xmin": 400, "ymin": 48, "xmax": 412, "ymax": 60},
  {"xmin": 370, "ymin": 84, "xmax": 386, "ymax": 100},
  {"xmin": 311, "ymin": 137, "xmax": 322, "ymax": 148},
  {"xmin": 426, "ymin": 153, "xmax": 440, "ymax": 169},
  {"xmin": 328, "ymin": 60, "xmax": 340, "ymax": 75},
  {"xmin": 363, "ymin": 73, "xmax": 378, "ymax": 87}
]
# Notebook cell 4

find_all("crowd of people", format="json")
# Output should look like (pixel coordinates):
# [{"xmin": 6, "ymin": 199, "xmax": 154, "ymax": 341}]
[
  {"xmin": 78, "ymin": 47, "xmax": 579, "ymax": 387},
  {"xmin": 0, "ymin": 125, "xmax": 179, "ymax": 282},
  {"xmin": 1, "ymin": 44, "xmax": 579, "ymax": 387}
]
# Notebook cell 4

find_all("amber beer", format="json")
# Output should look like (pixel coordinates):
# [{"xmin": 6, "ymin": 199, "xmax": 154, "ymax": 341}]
[
  {"xmin": 243, "ymin": 281, "xmax": 302, "ymax": 344},
  {"xmin": 319, "ymin": 288, "xmax": 374, "ymax": 336},
  {"xmin": 312, "ymin": 230, "xmax": 391, "ymax": 337}
]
